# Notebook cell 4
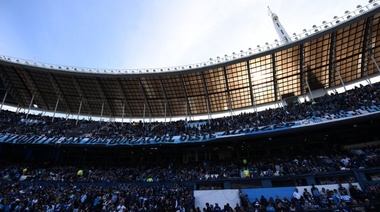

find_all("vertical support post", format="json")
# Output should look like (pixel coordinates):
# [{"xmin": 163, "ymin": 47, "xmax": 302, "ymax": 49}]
[
  {"xmin": 300, "ymin": 44, "xmax": 305, "ymax": 95},
  {"xmin": 25, "ymin": 94, "xmax": 35, "ymax": 121},
  {"xmin": 304, "ymin": 77, "xmax": 314, "ymax": 101},
  {"xmin": 336, "ymin": 68, "xmax": 347, "ymax": 92},
  {"xmin": 51, "ymin": 98, "xmax": 60, "ymax": 122},
  {"xmin": 201, "ymin": 71, "xmax": 212, "ymax": 124},
  {"xmin": 247, "ymin": 61, "xmax": 258, "ymax": 115},
  {"xmin": 229, "ymin": 101, "xmax": 234, "ymax": 119},
  {"xmin": 121, "ymin": 102, "xmax": 125, "ymax": 126},
  {"xmin": 206, "ymin": 96, "xmax": 211, "ymax": 125},
  {"xmin": 277, "ymin": 87, "xmax": 285, "ymax": 109},
  {"xmin": 252, "ymin": 93, "xmax": 258, "ymax": 115},
  {"xmin": 222, "ymin": 66, "xmax": 234, "ymax": 119},
  {"xmin": 15, "ymin": 104, "xmax": 19, "ymax": 113},
  {"xmin": 99, "ymin": 102, "xmax": 104, "ymax": 124},
  {"xmin": 272, "ymin": 52, "xmax": 282, "ymax": 109},
  {"xmin": 0, "ymin": 90, "xmax": 8, "ymax": 111},
  {"xmin": 164, "ymin": 101, "xmax": 167, "ymax": 125},
  {"xmin": 76, "ymin": 99, "xmax": 83, "ymax": 125},
  {"xmin": 371, "ymin": 55, "xmax": 380, "ymax": 73},
  {"xmin": 185, "ymin": 100, "xmax": 188, "ymax": 121},
  {"xmin": 280, "ymin": 94, "xmax": 284, "ymax": 108},
  {"xmin": 366, "ymin": 76, "xmax": 373, "ymax": 87},
  {"xmin": 143, "ymin": 102, "xmax": 146, "ymax": 127}
]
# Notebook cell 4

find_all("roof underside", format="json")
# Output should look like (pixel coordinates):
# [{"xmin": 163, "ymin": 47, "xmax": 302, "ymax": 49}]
[{"xmin": 1, "ymin": 8, "xmax": 380, "ymax": 119}]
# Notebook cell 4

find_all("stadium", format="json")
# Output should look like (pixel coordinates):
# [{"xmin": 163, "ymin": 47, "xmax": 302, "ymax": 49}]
[{"xmin": 0, "ymin": 1, "xmax": 380, "ymax": 211}]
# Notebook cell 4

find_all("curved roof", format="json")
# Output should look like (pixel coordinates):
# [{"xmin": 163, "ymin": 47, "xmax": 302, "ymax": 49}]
[{"xmin": 1, "ymin": 6, "xmax": 380, "ymax": 119}]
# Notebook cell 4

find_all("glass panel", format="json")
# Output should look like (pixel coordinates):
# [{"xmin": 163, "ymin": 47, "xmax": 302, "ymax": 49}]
[
  {"xmin": 335, "ymin": 20, "xmax": 365, "ymax": 83},
  {"xmin": 275, "ymin": 46, "xmax": 302, "ymax": 98},
  {"xmin": 249, "ymin": 55, "xmax": 275, "ymax": 104},
  {"xmin": 303, "ymin": 34, "xmax": 331, "ymax": 91}
]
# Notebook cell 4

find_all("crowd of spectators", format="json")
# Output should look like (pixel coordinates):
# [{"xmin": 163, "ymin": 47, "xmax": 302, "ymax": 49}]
[
  {"xmin": 237, "ymin": 183, "xmax": 380, "ymax": 211},
  {"xmin": 0, "ymin": 84, "xmax": 380, "ymax": 182},
  {"xmin": 1, "ymin": 83, "xmax": 380, "ymax": 211},
  {"xmin": 0, "ymin": 182, "xmax": 195, "ymax": 211},
  {"xmin": 0, "ymin": 83, "xmax": 379, "ymax": 142},
  {"xmin": 0, "ymin": 142, "xmax": 379, "ymax": 183},
  {"xmin": 0, "ymin": 180, "xmax": 379, "ymax": 211}
]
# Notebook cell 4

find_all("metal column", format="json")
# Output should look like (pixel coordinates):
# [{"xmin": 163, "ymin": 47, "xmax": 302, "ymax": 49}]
[
  {"xmin": 25, "ymin": 95, "xmax": 35, "ymax": 121},
  {"xmin": 143, "ymin": 102, "xmax": 146, "ymax": 127},
  {"xmin": 121, "ymin": 102, "xmax": 125, "ymax": 126},
  {"xmin": 99, "ymin": 102, "xmax": 104, "ymax": 124},
  {"xmin": 335, "ymin": 68, "xmax": 347, "ymax": 92},
  {"xmin": 185, "ymin": 101, "xmax": 188, "ymax": 122},
  {"xmin": 0, "ymin": 90, "xmax": 8, "ymax": 111},
  {"xmin": 51, "ymin": 98, "xmax": 60, "ymax": 122},
  {"xmin": 304, "ymin": 76, "xmax": 314, "ymax": 101},
  {"xmin": 164, "ymin": 101, "xmax": 167, "ymax": 125},
  {"xmin": 76, "ymin": 99, "xmax": 83, "ymax": 125},
  {"xmin": 371, "ymin": 55, "xmax": 380, "ymax": 73}
]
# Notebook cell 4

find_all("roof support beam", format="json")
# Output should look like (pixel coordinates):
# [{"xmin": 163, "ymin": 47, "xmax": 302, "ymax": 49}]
[
  {"xmin": 72, "ymin": 76, "xmax": 92, "ymax": 116},
  {"xmin": 201, "ymin": 71, "xmax": 212, "ymax": 122},
  {"xmin": 328, "ymin": 31, "xmax": 337, "ymax": 91},
  {"xmin": 76, "ymin": 98, "xmax": 83, "ymax": 125},
  {"xmin": 94, "ymin": 77, "xmax": 115, "ymax": 118},
  {"xmin": 0, "ymin": 89, "xmax": 8, "ymax": 110},
  {"xmin": 138, "ymin": 78, "xmax": 153, "ymax": 118},
  {"xmin": 0, "ymin": 66, "xmax": 24, "ymax": 107},
  {"xmin": 222, "ymin": 66, "xmax": 233, "ymax": 117},
  {"xmin": 361, "ymin": 16, "xmax": 374, "ymax": 86},
  {"xmin": 271, "ymin": 53, "xmax": 281, "ymax": 107},
  {"xmin": 51, "ymin": 98, "xmax": 59, "ymax": 122},
  {"xmin": 299, "ymin": 44, "xmax": 305, "ymax": 95},
  {"xmin": 49, "ymin": 73, "xmax": 72, "ymax": 114},
  {"xmin": 159, "ymin": 77, "xmax": 172, "ymax": 121},
  {"xmin": 246, "ymin": 61, "xmax": 258, "ymax": 114},
  {"xmin": 179, "ymin": 74, "xmax": 192, "ymax": 120},
  {"xmin": 301, "ymin": 44, "xmax": 315, "ymax": 100},
  {"xmin": 25, "ymin": 94, "xmax": 34, "ymax": 121},
  {"xmin": 121, "ymin": 101, "xmax": 126, "ymax": 125},
  {"xmin": 116, "ymin": 79, "xmax": 134, "ymax": 117},
  {"xmin": 14, "ymin": 67, "xmax": 48, "ymax": 110}
]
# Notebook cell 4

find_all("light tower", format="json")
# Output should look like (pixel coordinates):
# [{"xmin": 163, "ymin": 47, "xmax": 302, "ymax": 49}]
[{"xmin": 268, "ymin": 7, "xmax": 291, "ymax": 44}]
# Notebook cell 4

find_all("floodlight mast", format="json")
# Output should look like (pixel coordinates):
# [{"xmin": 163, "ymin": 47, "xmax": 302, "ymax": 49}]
[{"xmin": 268, "ymin": 6, "xmax": 291, "ymax": 44}]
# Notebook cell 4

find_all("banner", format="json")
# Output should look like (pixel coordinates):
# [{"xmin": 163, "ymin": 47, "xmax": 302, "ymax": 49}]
[{"xmin": 0, "ymin": 106, "xmax": 379, "ymax": 146}]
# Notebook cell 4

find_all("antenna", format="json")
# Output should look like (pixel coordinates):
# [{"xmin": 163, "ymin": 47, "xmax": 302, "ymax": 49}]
[
  {"xmin": 267, "ymin": 6, "xmax": 273, "ymax": 16},
  {"xmin": 268, "ymin": 7, "xmax": 291, "ymax": 44}
]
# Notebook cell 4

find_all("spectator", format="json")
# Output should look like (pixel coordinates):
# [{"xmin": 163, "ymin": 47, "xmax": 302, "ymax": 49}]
[
  {"xmin": 303, "ymin": 188, "xmax": 313, "ymax": 202},
  {"xmin": 292, "ymin": 188, "xmax": 301, "ymax": 200},
  {"xmin": 310, "ymin": 184, "xmax": 321, "ymax": 204},
  {"xmin": 266, "ymin": 202, "xmax": 276, "ymax": 212}
]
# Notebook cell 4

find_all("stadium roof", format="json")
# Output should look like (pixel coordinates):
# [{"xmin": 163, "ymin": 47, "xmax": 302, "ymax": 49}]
[{"xmin": 0, "ymin": 4, "xmax": 380, "ymax": 120}]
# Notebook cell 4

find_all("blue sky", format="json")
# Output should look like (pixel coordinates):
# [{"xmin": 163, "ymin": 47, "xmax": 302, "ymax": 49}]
[{"xmin": 0, "ymin": 0, "xmax": 372, "ymax": 70}]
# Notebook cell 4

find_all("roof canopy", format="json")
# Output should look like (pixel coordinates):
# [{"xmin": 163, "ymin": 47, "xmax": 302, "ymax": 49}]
[{"xmin": 1, "ymin": 7, "xmax": 380, "ymax": 120}]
